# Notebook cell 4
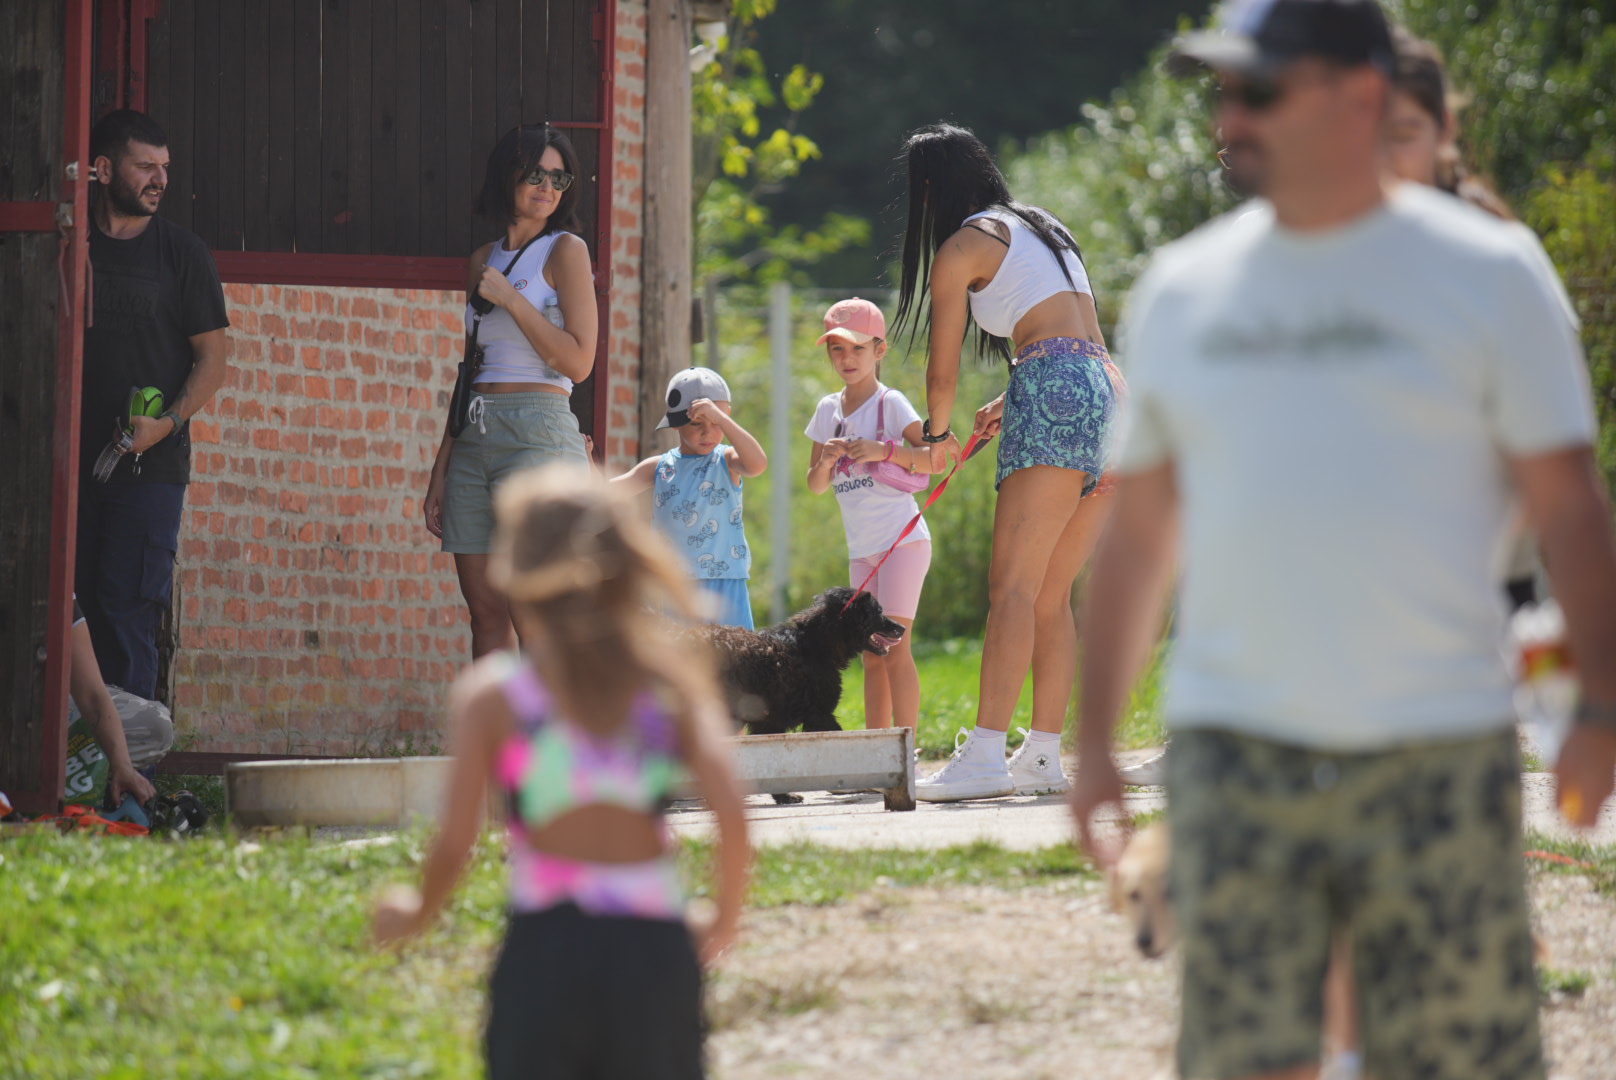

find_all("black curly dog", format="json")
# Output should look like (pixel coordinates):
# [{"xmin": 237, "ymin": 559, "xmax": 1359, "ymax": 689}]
[{"xmin": 697, "ymin": 586, "xmax": 906, "ymax": 737}]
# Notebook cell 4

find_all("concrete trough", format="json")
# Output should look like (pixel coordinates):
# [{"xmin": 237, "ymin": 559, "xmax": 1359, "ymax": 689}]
[
  {"xmin": 226, "ymin": 757, "xmax": 460, "ymax": 828},
  {"xmin": 701, "ymin": 728, "xmax": 916, "ymax": 812},
  {"xmin": 225, "ymin": 727, "xmax": 916, "ymax": 826}
]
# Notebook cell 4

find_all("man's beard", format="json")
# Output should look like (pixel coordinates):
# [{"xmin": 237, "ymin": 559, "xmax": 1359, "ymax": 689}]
[{"xmin": 106, "ymin": 171, "xmax": 161, "ymax": 217}]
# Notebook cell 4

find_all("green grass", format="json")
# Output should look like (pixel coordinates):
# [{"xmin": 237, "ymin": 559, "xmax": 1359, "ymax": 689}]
[
  {"xmin": 683, "ymin": 838, "xmax": 1097, "ymax": 907},
  {"xmin": 1522, "ymin": 830, "xmax": 1616, "ymax": 898},
  {"xmin": 0, "ymin": 829, "xmax": 1096, "ymax": 1078},
  {"xmin": 0, "ymin": 828, "xmax": 506, "ymax": 1079},
  {"xmin": 834, "ymin": 635, "xmax": 1167, "ymax": 757},
  {"xmin": 1539, "ymin": 968, "xmax": 1595, "ymax": 999}
]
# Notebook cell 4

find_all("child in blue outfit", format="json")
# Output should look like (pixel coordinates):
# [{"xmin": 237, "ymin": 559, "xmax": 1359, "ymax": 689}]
[{"xmin": 615, "ymin": 367, "xmax": 768, "ymax": 628}]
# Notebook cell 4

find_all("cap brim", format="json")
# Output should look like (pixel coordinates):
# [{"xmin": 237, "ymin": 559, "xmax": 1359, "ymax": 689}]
[
  {"xmin": 816, "ymin": 327, "xmax": 876, "ymax": 346},
  {"xmin": 1166, "ymin": 32, "xmax": 1274, "ymax": 78},
  {"xmin": 656, "ymin": 409, "xmax": 690, "ymax": 430}
]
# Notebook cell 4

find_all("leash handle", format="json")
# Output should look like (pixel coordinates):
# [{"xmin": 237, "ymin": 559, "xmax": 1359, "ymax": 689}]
[{"xmin": 843, "ymin": 431, "xmax": 985, "ymax": 613}]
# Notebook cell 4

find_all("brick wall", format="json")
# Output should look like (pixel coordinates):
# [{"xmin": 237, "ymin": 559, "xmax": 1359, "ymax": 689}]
[
  {"xmin": 606, "ymin": 0, "xmax": 647, "ymax": 472},
  {"xmin": 172, "ymin": 4, "xmax": 651, "ymax": 753},
  {"xmin": 172, "ymin": 284, "xmax": 470, "ymax": 755}
]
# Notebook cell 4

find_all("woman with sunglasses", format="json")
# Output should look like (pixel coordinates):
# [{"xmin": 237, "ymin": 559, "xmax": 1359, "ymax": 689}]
[
  {"xmin": 425, "ymin": 123, "xmax": 597, "ymax": 658},
  {"xmin": 894, "ymin": 122, "xmax": 1125, "ymax": 802}
]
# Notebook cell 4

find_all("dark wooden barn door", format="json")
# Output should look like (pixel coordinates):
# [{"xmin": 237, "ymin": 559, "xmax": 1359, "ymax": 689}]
[
  {"xmin": 139, "ymin": 0, "xmax": 614, "ymax": 440},
  {"xmin": 0, "ymin": 0, "xmax": 96, "ymax": 813}
]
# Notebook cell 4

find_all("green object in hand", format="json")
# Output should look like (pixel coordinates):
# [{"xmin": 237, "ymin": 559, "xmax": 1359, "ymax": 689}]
[{"xmin": 128, "ymin": 386, "xmax": 165, "ymax": 427}]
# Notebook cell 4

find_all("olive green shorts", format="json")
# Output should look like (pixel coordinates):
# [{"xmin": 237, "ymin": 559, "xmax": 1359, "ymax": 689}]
[
  {"xmin": 1167, "ymin": 727, "xmax": 1542, "ymax": 1080},
  {"xmin": 441, "ymin": 392, "xmax": 589, "ymax": 555}
]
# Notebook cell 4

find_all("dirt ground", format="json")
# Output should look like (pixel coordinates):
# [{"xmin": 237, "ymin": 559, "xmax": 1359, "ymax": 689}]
[{"xmin": 706, "ymin": 869, "xmax": 1616, "ymax": 1080}]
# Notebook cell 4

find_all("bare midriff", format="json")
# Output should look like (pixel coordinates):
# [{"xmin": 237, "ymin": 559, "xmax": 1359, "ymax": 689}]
[{"xmin": 473, "ymin": 381, "xmax": 570, "ymax": 395}]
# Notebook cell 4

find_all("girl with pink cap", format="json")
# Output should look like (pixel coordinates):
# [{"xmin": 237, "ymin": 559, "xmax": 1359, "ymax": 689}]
[{"xmin": 805, "ymin": 297, "xmax": 938, "ymax": 740}]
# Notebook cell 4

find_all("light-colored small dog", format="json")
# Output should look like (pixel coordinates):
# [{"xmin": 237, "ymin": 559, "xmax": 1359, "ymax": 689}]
[{"xmin": 1110, "ymin": 821, "xmax": 1175, "ymax": 959}]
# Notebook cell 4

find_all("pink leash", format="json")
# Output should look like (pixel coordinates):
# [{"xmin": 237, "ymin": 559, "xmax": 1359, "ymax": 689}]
[{"xmin": 842, "ymin": 431, "xmax": 989, "ymax": 614}]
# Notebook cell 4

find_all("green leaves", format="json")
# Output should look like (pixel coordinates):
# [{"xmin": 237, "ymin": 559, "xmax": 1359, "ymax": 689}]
[{"xmin": 692, "ymin": 4, "xmax": 867, "ymax": 286}]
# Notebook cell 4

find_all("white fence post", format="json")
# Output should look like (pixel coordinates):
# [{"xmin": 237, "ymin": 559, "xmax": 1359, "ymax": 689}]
[{"xmin": 768, "ymin": 281, "xmax": 792, "ymax": 624}]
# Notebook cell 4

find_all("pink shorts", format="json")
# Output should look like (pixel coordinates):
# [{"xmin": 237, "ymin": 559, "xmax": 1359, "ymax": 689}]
[{"xmin": 849, "ymin": 540, "xmax": 932, "ymax": 621}]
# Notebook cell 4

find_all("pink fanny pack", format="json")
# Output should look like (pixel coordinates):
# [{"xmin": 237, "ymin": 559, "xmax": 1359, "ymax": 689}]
[{"xmin": 862, "ymin": 390, "xmax": 928, "ymax": 494}]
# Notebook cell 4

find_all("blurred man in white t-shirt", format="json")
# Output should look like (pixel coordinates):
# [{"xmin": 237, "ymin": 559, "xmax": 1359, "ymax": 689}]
[{"xmin": 1070, "ymin": 2, "xmax": 1616, "ymax": 1078}]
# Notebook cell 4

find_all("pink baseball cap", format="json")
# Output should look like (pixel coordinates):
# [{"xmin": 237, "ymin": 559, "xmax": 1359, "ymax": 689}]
[{"xmin": 816, "ymin": 297, "xmax": 887, "ymax": 346}]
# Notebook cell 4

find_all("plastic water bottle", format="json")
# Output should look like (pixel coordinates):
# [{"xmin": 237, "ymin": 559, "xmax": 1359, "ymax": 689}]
[
  {"xmin": 1510, "ymin": 599, "xmax": 1577, "ymax": 766},
  {"xmin": 538, "ymin": 298, "xmax": 566, "ymax": 380},
  {"xmin": 542, "ymin": 296, "xmax": 565, "ymax": 329}
]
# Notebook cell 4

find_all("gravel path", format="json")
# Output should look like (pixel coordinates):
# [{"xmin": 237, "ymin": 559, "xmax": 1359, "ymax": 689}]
[
  {"xmin": 687, "ymin": 750, "xmax": 1616, "ymax": 1079},
  {"xmin": 708, "ymin": 868, "xmax": 1616, "ymax": 1080}
]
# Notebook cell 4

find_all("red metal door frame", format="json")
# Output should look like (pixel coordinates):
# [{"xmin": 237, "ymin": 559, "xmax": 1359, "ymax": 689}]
[{"xmin": 2, "ymin": 0, "xmax": 94, "ymax": 814}]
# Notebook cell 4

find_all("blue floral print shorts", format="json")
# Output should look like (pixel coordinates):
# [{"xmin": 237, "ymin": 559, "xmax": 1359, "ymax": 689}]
[{"xmin": 995, "ymin": 337, "xmax": 1126, "ymax": 494}]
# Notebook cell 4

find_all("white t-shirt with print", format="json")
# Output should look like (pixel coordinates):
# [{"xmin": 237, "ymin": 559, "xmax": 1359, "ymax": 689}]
[
  {"xmin": 805, "ymin": 384, "xmax": 932, "ymax": 559},
  {"xmin": 1116, "ymin": 184, "xmax": 1596, "ymax": 752}
]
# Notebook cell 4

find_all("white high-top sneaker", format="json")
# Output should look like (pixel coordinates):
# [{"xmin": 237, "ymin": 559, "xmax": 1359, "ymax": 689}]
[
  {"xmin": 915, "ymin": 728, "xmax": 1015, "ymax": 802},
  {"xmin": 1117, "ymin": 747, "xmax": 1170, "ymax": 787},
  {"xmin": 1006, "ymin": 728, "xmax": 1070, "ymax": 795}
]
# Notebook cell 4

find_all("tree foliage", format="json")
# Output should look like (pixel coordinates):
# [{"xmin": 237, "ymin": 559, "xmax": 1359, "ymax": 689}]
[
  {"xmin": 692, "ymin": 0, "xmax": 870, "ymax": 286},
  {"xmin": 1526, "ymin": 166, "xmax": 1616, "ymax": 493},
  {"xmin": 1003, "ymin": 36, "xmax": 1235, "ymax": 330},
  {"xmin": 1000, "ymin": 3, "xmax": 1616, "ymax": 495}
]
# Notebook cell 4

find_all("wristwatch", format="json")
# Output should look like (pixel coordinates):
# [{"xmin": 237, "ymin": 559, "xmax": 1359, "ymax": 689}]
[
  {"xmin": 921, "ymin": 419, "xmax": 951, "ymax": 444},
  {"xmin": 160, "ymin": 409, "xmax": 183, "ymax": 437}
]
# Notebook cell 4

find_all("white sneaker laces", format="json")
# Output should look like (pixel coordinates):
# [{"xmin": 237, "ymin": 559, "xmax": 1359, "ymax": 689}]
[{"xmin": 920, "ymin": 727, "xmax": 975, "ymax": 783}]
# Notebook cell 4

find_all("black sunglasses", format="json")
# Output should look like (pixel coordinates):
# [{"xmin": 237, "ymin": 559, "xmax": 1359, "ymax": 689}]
[
  {"xmin": 522, "ymin": 166, "xmax": 574, "ymax": 192},
  {"xmin": 1217, "ymin": 77, "xmax": 1286, "ymax": 113}
]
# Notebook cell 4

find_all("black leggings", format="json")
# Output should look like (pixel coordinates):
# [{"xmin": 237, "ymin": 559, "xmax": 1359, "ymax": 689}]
[{"xmin": 485, "ymin": 904, "xmax": 704, "ymax": 1080}]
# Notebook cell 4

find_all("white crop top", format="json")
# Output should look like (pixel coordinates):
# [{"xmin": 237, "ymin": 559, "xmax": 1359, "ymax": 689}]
[
  {"xmin": 467, "ymin": 231, "xmax": 573, "ymax": 391},
  {"xmin": 963, "ymin": 208, "xmax": 1092, "ymax": 340}
]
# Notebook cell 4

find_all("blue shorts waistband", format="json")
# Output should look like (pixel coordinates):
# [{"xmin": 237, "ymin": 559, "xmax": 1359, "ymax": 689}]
[{"xmin": 1011, "ymin": 336, "xmax": 1110, "ymax": 366}]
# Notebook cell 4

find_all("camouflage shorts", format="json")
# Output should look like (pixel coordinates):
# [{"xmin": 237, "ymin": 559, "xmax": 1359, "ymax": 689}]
[{"xmin": 1167, "ymin": 728, "xmax": 1542, "ymax": 1080}]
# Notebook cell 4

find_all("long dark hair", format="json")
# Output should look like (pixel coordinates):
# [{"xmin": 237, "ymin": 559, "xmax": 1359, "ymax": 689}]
[
  {"xmin": 473, "ymin": 123, "xmax": 585, "ymax": 235},
  {"xmin": 1390, "ymin": 29, "xmax": 1515, "ymax": 221},
  {"xmin": 892, "ymin": 123, "xmax": 1087, "ymax": 362}
]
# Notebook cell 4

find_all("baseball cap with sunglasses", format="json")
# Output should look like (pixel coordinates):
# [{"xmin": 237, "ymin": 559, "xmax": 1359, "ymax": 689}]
[
  {"xmin": 1169, "ymin": 0, "xmax": 1394, "ymax": 80},
  {"xmin": 523, "ymin": 166, "xmax": 574, "ymax": 192}
]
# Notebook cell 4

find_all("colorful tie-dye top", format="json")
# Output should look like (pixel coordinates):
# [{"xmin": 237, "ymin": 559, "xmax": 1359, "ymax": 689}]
[{"xmin": 492, "ymin": 653, "xmax": 685, "ymax": 920}]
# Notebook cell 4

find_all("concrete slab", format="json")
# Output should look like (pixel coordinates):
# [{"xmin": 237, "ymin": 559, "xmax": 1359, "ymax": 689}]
[
  {"xmin": 669, "ymin": 755, "xmax": 1616, "ymax": 851},
  {"xmin": 226, "ymin": 729, "xmax": 919, "ymax": 827}
]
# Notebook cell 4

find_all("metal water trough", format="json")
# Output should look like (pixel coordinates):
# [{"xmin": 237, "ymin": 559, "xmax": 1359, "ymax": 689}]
[{"xmin": 225, "ymin": 727, "xmax": 916, "ymax": 827}]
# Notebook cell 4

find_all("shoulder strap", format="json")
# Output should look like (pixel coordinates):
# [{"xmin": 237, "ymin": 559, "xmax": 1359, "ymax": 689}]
[
  {"xmin": 964, "ymin": 221, "xmax": 1011, "ymax": 247},
  {"xmin": 499, "ymin": 230, "xmax": 546, "ymax": 275},
  {"xmin": 875, "ymin": 387, "xmax": 889, "ymax": 439},
  {"xmin": 470, "ymin": 231, "xmax": 548, "ymax": 340}
]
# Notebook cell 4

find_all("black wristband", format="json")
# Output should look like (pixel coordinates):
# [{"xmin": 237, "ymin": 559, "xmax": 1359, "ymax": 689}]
[
  {"xmin": 1575, "ymin": 700, "xmax": 1616, "ymax": 732},
  {"xmin": 921, "ymin": 419, "xmax": 951, "ymax": 444},
  {"xmin": 160, "ymin": 409, "xmax": 182, "ymax": 437}
]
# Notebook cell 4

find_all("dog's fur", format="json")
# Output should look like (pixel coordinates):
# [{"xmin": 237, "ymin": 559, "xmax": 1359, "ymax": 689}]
[
  {"xmin": 697, "ymin": 587, "xmax": 906, "ymax": 736},
  {"xmin": 1111, "ymin": 822, "xmax": 1175, "ymax": 959}
]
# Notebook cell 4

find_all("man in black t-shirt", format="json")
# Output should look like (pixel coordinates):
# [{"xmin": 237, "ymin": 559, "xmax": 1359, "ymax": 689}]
[{"xmin": 77, "ymin": 110, "xmax": 230, "ymax": 700}]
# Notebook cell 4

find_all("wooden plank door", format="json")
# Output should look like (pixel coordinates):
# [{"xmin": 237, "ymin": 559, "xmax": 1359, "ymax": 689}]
[{"xmin": 0, "ymin": 0, "xmax": 95, "ymax": 814}]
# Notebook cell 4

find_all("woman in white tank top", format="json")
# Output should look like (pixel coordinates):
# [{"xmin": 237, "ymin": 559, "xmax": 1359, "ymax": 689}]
[
  {"xmin": 423, "ymin": 124, "xmax": 597, "ymax": 658},
  {"xmin": 892, "ymin": 123, "xmax": 1127, "ymax": 803}
]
